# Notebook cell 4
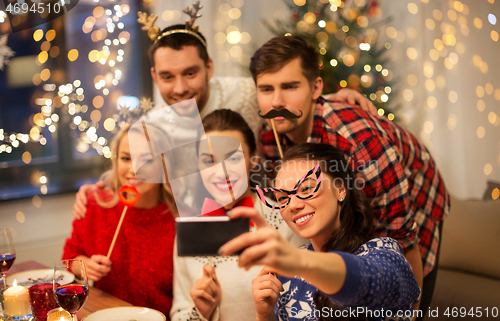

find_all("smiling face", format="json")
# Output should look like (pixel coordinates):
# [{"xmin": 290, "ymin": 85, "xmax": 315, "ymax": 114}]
[
  {"xmin": 198, "ymin": 130, "xmax": 255, "ymax": 209},
  {"xmin": 275, "ymin": 159, "xmax": 346, "ymax": 250},
  {"xmin": 256, "ymin": 58, "xmax": 323, "ymax": 143},
  {"xmin": 116, "ymin": 131, "xmax": 162, "ymax": 209},
  {"xmin": 151, "ymin": 46, "xmax": 214, "ymax": 116}
]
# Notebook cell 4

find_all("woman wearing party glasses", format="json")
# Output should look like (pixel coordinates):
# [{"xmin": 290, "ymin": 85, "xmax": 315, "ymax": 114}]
[
  {"xmin": 220, "ymin": 143, "xmax": 421, "ymax": 321},
  {"xmin": 170, "ymin": 109, "xmax": 308, "ymax": 321}
]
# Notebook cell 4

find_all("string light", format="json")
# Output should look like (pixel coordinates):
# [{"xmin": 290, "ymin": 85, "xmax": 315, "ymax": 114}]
[
  {"xmin": 211, "ymin": 2, "xmax": 251, "ymax": 65},
  {"xmin": 0, "ymin": 2, "xmax": 131, "ymax": 155}
]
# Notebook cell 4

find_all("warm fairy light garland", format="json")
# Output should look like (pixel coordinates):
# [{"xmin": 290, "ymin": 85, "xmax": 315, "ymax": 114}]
[
  {"xmin": 0, "ymin": 1, "xmax": 131, "ymax": 159},
  {"xmin": 2, "ymin": 0, "xmax": 498, "ymax": 164}
]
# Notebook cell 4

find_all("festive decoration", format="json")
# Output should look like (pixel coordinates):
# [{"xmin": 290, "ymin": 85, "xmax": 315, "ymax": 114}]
[
  {"xmin": 138, "ymin": 1, "xmax": 206, "ymax": 46},
  {"xmin": 264, "ymin": 0, "xmax": 395, "ymax": 117},
  {"xmin": 116, "ymin": 97, "xmax": 154, "ymax": 128},
  {"xmin": 183, "ymin": 1, "xmax": 203, "ymax": 33},
  {"xmin": 137, "ymin": 11, "xmax": 161, "ymax": 41},
  {"xmin": 0, "ymin": 34, "xmax": 14, "ymax": 70}
]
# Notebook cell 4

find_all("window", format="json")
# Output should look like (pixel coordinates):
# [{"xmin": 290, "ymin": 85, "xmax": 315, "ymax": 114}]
[{"xmin": 0, "ymin": 0, "xmax": 152, "ymax": 200}]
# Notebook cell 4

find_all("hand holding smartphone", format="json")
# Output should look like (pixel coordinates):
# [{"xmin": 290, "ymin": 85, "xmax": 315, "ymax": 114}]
[{"xmin": 175, "ymin": 216, "xmax": 250, "ymax": 256}]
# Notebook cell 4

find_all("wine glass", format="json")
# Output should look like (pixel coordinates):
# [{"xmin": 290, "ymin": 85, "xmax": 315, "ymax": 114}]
[
  {"xmin": 53, "ymin": 259, "xmax": 89, "ymax": 321},
  {"xmin": 0, "ymin": 228, "xmax": 16, "ymax": 289}
]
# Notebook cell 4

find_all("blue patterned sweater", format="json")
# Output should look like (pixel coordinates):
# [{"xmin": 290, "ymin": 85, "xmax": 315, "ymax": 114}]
[{"xmin": 276, "ymin": 237, "xmax": 421, "ymax": 321}]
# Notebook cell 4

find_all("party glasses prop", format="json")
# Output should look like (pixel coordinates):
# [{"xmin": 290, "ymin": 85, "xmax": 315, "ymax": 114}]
[
  {"xmin": 29, "ymin": 283, "xmax": 60, "ymax": 321},
  {"xmin": 255, "ymin": 164, "xmax": 323, "ymax": 209},
  {"xmin": 0, "ymin": 228, "xmax": 16, "ymax": 289},
  {"xmin": 53, "ymin": 260, "xmax": 89, "ymax": 321}
]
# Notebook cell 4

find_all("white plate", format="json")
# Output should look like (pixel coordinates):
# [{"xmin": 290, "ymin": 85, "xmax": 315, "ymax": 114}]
[
  {"xmin": 6, "ymin": 269, "xmax": 75, "ymax": 287},
  {"xmin": 83, "ymin": 307, "xmax": 166, "ymax": 321}
]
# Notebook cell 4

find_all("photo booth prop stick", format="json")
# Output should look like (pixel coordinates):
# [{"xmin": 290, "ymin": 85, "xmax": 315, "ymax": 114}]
[
  {"xmin": 258, "ymin": 109, "xmax": 303, "ymax": 159},
  {"xmin": 256, "ymin": 185, "xmax": 265, "ymax": 217},
  {"xmin": 206, "ymin": 133, "xmax": 220, "ymax": 272},
  {"xmin": 107, "ymin": 185, "xmax": 141, "ymax": 259},
  {"xmin": 140, "ymin": 117, "xmax": 171, "ymax": 187},
  {"xmin": 206, "ymin": 132, "xmax": 215, "ymax": 267},
  {"xmin": 270, "ymin": 120, "xmax": 283, "ymax": 159}
]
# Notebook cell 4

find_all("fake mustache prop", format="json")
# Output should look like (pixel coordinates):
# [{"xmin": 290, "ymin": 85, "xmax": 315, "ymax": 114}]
[
  {"xmin": 258, "ymin": 109, "xmax": 303, "ymax": 119},
  {"xmin": 258, "ymin": 109, "xmax": 303, "ymax": 159}
]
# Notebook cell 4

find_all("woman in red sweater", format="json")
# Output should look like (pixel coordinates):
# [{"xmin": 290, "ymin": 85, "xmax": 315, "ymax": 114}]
[{"xmin": 63, "ymin": 124, "xmax": 177, "ymax": 317}]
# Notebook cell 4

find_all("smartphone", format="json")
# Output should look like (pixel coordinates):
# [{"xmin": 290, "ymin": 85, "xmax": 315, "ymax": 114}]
[{"xmin": 175, "ymin": 216, "xmax": 250, "ymax": 256}]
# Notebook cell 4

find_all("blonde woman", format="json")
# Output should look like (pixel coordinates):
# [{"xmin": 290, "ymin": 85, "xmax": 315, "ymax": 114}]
[{"xmin": 63, "ymin": 124, "xmax": 178, "ymax": 316}]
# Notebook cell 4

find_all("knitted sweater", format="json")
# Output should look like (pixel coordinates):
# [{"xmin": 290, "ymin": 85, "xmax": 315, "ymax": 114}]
[{"xmin": 276, "ymin": 238, "xmax": 421, "ymax": 321}]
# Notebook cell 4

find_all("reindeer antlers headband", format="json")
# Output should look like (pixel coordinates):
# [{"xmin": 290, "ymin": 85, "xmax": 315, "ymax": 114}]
[{"xmin": 137, "ymin": 1, "xmax": 206, "ymax": 47}]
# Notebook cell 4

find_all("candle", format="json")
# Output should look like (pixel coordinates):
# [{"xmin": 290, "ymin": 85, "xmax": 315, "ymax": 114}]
[
  {"xmin": 47, "ymin": 307, "xmax": 72, "ymax": 321},
  {"xmin": 3, "ymin": 279, "xmax": 31, "ymax": 316}
]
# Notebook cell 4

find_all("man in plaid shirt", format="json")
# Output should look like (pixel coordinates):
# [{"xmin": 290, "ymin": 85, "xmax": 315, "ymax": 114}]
[{"xmin": 251, "ymin": 36, "xmax": 450, "ymax": 318}]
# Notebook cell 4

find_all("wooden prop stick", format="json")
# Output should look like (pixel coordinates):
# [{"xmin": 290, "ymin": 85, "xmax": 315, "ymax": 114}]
[
  {"xmin": 142, "ymin": 118, "xmax": 170, "ymax": 196},
  {"xmin": 142, "ymin": 118, "xmax": 171, "ymax": 185},
  {"xmin": 270, "ymin": 119, "xmax": 283, "ymax": 159},
  {"xmin": 107, "ymin": 206, "xmax": 128, "ymax": 259},
  {"xmin": 107, "ymin": 186, "xmax": 141, "ymax": 259},
  {"xmin": 256, "ymin": 185, "xmax": 265, "ymax": 217},
  {"xmin": 207, "ymin": 136, "xmax": 223, "ymax": 268},
  {"xmin": 161, "ymin": 153, "xmax": 170, "ymax": 184},
  {"xmin": 141, "ymin": 119, "xmax": 155, "ymax": 159},
  {"xmin": 256, "ymin": 184, "xmax": 277, "ymax": 279}
]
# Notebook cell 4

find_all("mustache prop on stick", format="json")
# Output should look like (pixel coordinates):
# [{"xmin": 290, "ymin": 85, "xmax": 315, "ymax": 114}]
[{"xmin": 258, "ymin": 109, "xmax": 303, "ymax": 158}]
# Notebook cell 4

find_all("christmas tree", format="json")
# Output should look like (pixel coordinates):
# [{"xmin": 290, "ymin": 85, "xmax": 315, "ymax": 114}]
[{"xmin": 264, "ymin": 0, "xmax": 396, "ymax": 118}]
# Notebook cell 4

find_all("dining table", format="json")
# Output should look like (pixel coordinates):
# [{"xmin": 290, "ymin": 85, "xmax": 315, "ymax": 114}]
[{"xmin": 7, "ymin": 260, "xmax": 133, "ymax": 319}]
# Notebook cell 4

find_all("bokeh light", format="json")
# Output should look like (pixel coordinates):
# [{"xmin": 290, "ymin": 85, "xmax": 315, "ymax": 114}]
[
  {"xmin": 407, "ymin": 3, "xmax": 418, "ymax": 14},
  {"xmin": 477, "ymin": 126, "xmax": 485, "ymax": 138},
  {"xmin": 33, "ymin": 29, "xmax": 44, "ymax": 42},
  {"xmin": 484, "ymin": 163, "xmax": 493, "ymax": 175},
  {"xmin": 68, "ymin": 49, "xmax": 79, "ymax": 61}
]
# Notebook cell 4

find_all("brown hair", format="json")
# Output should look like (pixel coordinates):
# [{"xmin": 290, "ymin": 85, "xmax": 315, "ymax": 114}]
[
  {"xmin": 148, "ymin": 24, "xmax": 209, "ymax": 67},
  {"xmin": 250, "ymin": 36, "xmax": 320, "ymax": 84},
  {"xmin": 107, "ymin": 124, "xmax": 177, "ymax": 215},
  {"xmin": 199, "ymin": 109, "xmax": 256, "ymax": 155},
  {"xmin": 281, "ymin": 143, "xmax": 374, "ymax": 321}
]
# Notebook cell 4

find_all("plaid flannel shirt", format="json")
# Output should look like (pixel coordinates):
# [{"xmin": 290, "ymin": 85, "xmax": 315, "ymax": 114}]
[{"xmin": 259, "ymin": 97, "xmax": 450, "ymax": 276}]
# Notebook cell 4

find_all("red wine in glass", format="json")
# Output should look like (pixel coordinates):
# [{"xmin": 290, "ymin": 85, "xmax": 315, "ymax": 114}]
[
  {"xmin": 54, "ymin": 284, "xmax": 89, "ymax": 314},
  {"xmin": 1, "ymin": 229, "xmax": 16, "ymax": 289},
  {"xmin": 0, "ymin": 253, "xmax": 16, "ymax": 274}
]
